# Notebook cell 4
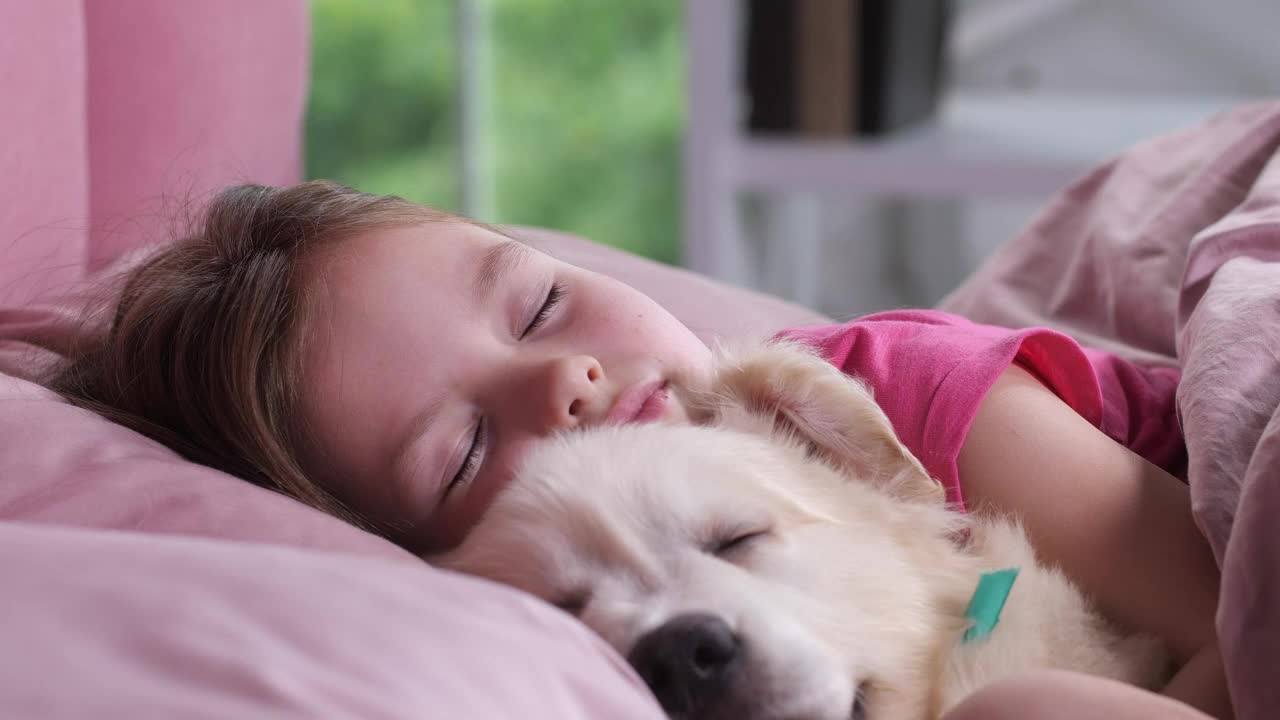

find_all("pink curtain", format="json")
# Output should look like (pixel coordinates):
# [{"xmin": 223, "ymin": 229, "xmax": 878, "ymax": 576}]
[{"xmin": 0, "ymin": 0, "xmax": 308, "ymax": 304}]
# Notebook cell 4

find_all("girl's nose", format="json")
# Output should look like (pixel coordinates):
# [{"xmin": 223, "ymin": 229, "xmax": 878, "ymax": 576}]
[{"xmin": 535, "ymin": 355, "xmax": 605, "ymax": 432}]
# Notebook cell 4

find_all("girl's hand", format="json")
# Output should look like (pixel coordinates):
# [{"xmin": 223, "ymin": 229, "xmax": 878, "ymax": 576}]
[{"xmin": 958, "ymin": 365, "xmax": 1232, "ymax": 719}]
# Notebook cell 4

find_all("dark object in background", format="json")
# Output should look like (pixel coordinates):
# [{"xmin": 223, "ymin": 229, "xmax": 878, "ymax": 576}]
[
  {"xmin": 744, "ymin": 0, "xmax": 952, "ymax": 138},
  {"xmin": 744, "ymin": 1, "xmax": 797, "ymax": 134},
  {"xmin": 859, "ymin": 0, "xmax": 951, "ymax": 135}
]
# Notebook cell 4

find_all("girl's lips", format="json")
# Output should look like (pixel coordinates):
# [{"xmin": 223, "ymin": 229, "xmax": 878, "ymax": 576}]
[
  {"xmin": 633, "ymin": 382, "xmax": 669, "ymax": 423},
  {"xmin": 606, "ymin": 380, "xmax": 668, "ymax": 425}
]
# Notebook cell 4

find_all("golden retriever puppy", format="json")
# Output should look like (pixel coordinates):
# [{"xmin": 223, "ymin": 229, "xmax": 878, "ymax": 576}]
[{"xmin": 438, "ymin": 342, "xmax": 1168, "ymax": 720}]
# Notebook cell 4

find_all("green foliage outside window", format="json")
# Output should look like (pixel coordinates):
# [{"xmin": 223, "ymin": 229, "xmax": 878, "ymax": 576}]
[{"xmin": 306, "ymin": 0, "xmax": 681, "ymax": 264}]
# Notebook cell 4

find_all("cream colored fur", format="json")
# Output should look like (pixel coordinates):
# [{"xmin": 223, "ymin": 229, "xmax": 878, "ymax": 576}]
[{"xmin": 439, "ymin": 342, "xmax": 1167, "ymax": 720}]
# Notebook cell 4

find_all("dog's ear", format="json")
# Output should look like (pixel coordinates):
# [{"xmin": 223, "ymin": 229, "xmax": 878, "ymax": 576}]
[{"xmin": 684, "ymin": 340, "xmax": 945, "ymax": 506}]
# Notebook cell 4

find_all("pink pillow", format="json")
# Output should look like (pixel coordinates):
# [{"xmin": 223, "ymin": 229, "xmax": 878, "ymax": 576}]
[
  {"xmin": 0, "ymin": 521, "xmax": 661, "ymax": 719},
  {"xmin": 0, "ymin": 371, "xmax": 405, "ymax": 557},
  {"xmin": 0, "ymin": 2, "xmax": 87, "ymax": 308}
]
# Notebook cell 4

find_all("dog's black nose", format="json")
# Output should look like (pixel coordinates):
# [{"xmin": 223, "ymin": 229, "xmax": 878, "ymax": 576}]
[{"xmin": 627, "ymin": 613, "xmax": 740, "ymax": 715}]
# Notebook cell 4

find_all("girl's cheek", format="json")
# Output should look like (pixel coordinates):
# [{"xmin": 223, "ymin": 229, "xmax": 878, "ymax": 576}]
[{"xmin": 483, "ymin": 439, "xmax": 532, "ymax": 504}]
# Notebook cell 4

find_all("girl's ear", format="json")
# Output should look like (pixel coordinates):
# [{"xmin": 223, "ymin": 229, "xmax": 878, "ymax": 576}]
[{"xmin": 684, "ymin": 340, "xmax": 945, "ymax": 506}]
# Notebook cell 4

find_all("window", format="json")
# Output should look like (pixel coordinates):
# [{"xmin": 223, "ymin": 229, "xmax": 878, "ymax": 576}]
[{"xmin": 306, "ymin": 0, "xmax": 681, "ymax": 263}]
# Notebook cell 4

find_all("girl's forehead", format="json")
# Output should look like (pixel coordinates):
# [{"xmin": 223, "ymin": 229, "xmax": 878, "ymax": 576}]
[
  {"xmin": 304, "ymin": 222, "xmax": 515, "ymax": 299},
  {"xmin": 297, "ymin": 224, "xmax": 493, "ymax": 363},
  {"xmin": 317, "ymin": 221, "xmax": 507, "ymax": 270}
]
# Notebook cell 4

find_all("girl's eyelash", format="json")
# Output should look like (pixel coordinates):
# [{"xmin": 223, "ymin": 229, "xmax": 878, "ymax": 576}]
[
  {"xmin": 446, "ymin": 417, "xmax": 486, "ymax": 500},
  {"xmin": 521, "ymin": 282, "xmax": 566, "ymax": 339}
]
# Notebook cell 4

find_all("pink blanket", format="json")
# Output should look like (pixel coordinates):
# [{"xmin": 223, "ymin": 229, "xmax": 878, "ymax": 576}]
[{"xmin": 941, "ymin": 101, "xmax": 1280, "ymax": 720}]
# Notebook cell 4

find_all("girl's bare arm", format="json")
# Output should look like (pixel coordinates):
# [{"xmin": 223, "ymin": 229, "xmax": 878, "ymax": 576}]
[
  {"xmin": 958, "ymin": 365, "xmax": 1231, "ymax": 719},
  {"xmin": 943, "ymin": 669, "xmax": 1214, "ymax": 720}
]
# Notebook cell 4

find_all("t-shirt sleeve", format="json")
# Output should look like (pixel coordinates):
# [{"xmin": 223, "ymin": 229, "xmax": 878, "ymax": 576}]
[{"xmin": 777, "ymin": 311, "xmax": 1103, "ymax": 511}]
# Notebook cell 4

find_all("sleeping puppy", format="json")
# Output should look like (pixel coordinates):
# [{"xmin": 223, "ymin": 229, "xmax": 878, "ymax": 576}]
[{"xmin": 437, "ymin": 342, "xmax": 1168, "ymax": 720}]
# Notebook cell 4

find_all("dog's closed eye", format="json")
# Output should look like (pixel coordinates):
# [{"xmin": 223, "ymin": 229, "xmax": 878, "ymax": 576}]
[
  {"xmin": 552, "ymin": 592, "xmax": 591, "ymax": 616},
  {"xmin": 707, "ymin": 527, "xmax": 772, "ymax": 559}
]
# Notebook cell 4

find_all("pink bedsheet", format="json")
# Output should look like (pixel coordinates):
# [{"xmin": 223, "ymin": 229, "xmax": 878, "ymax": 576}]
[{"xmin": 941, "ymin": 101, "xmax": 1280, "ymax": 720}]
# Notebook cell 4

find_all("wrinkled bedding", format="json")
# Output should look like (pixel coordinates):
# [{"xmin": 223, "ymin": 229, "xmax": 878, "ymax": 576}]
[{"xmin": 941, "ymin": 101, "xmax": 1280, "ymax": 720}]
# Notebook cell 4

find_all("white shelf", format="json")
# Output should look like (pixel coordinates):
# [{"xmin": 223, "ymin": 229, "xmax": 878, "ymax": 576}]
[
  {"xmin": 730, "ymin": 93, "xmax": 1250, "ymax": 196},
  {"xmin": 680, "ymin": 0, "xmax": 1256, "ymax": 298}
]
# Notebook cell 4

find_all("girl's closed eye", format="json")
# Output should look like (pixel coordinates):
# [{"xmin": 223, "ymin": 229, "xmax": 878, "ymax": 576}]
[
  {"xmin": 442, "ymin": 282, "xmax": 565, "ymax": 505},
  {"xmin": 521, "ymin": 282, "xmax": 566, "ymax": 339},
  {"xmin": 442, "ymin": 416, "xmax": 486, "ymax": 505}
]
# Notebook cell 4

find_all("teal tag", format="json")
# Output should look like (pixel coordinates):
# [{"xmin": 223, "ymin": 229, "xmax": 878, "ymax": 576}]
[{"xmin": 961, "ymin": 568, "xmax": 1020, "ymax": 644}]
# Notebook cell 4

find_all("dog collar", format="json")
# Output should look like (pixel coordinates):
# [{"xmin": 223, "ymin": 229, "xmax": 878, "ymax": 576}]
[{"xmin": 961, "ymin": 568, "xmax": 1020, "ymax": 644}]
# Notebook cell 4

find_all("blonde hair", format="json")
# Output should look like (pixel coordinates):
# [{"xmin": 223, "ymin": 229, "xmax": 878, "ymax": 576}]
[{"xmin": 50, "ymin": 181, "xmax": 463, "ymax": 531}]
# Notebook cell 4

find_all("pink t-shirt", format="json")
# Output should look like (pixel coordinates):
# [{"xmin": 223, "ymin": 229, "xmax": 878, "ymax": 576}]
[{"xmin": 778, "ymin": 310, "xmax": 1184, "ymax": 510}]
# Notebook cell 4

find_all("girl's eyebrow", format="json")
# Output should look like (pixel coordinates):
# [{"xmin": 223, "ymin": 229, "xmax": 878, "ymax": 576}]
[{"xmin": 472, "ymin": 241, "xmax": 533, "ymax": 305}]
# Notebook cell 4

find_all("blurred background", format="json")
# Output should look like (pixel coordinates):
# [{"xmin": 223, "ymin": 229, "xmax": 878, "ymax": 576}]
[
  {"xmin": 306, "ymin": 0, "xmax": 1279, "ymax": 317},
  {"xmin": 307, "ymin": 0, "xmax": 683, "ymax": 264}
]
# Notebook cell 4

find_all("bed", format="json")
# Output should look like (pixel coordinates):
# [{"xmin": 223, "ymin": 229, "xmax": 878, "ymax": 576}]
[{"xmin": 5, "ymin": 4, "xmax": 1279, "ymax": 718}]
